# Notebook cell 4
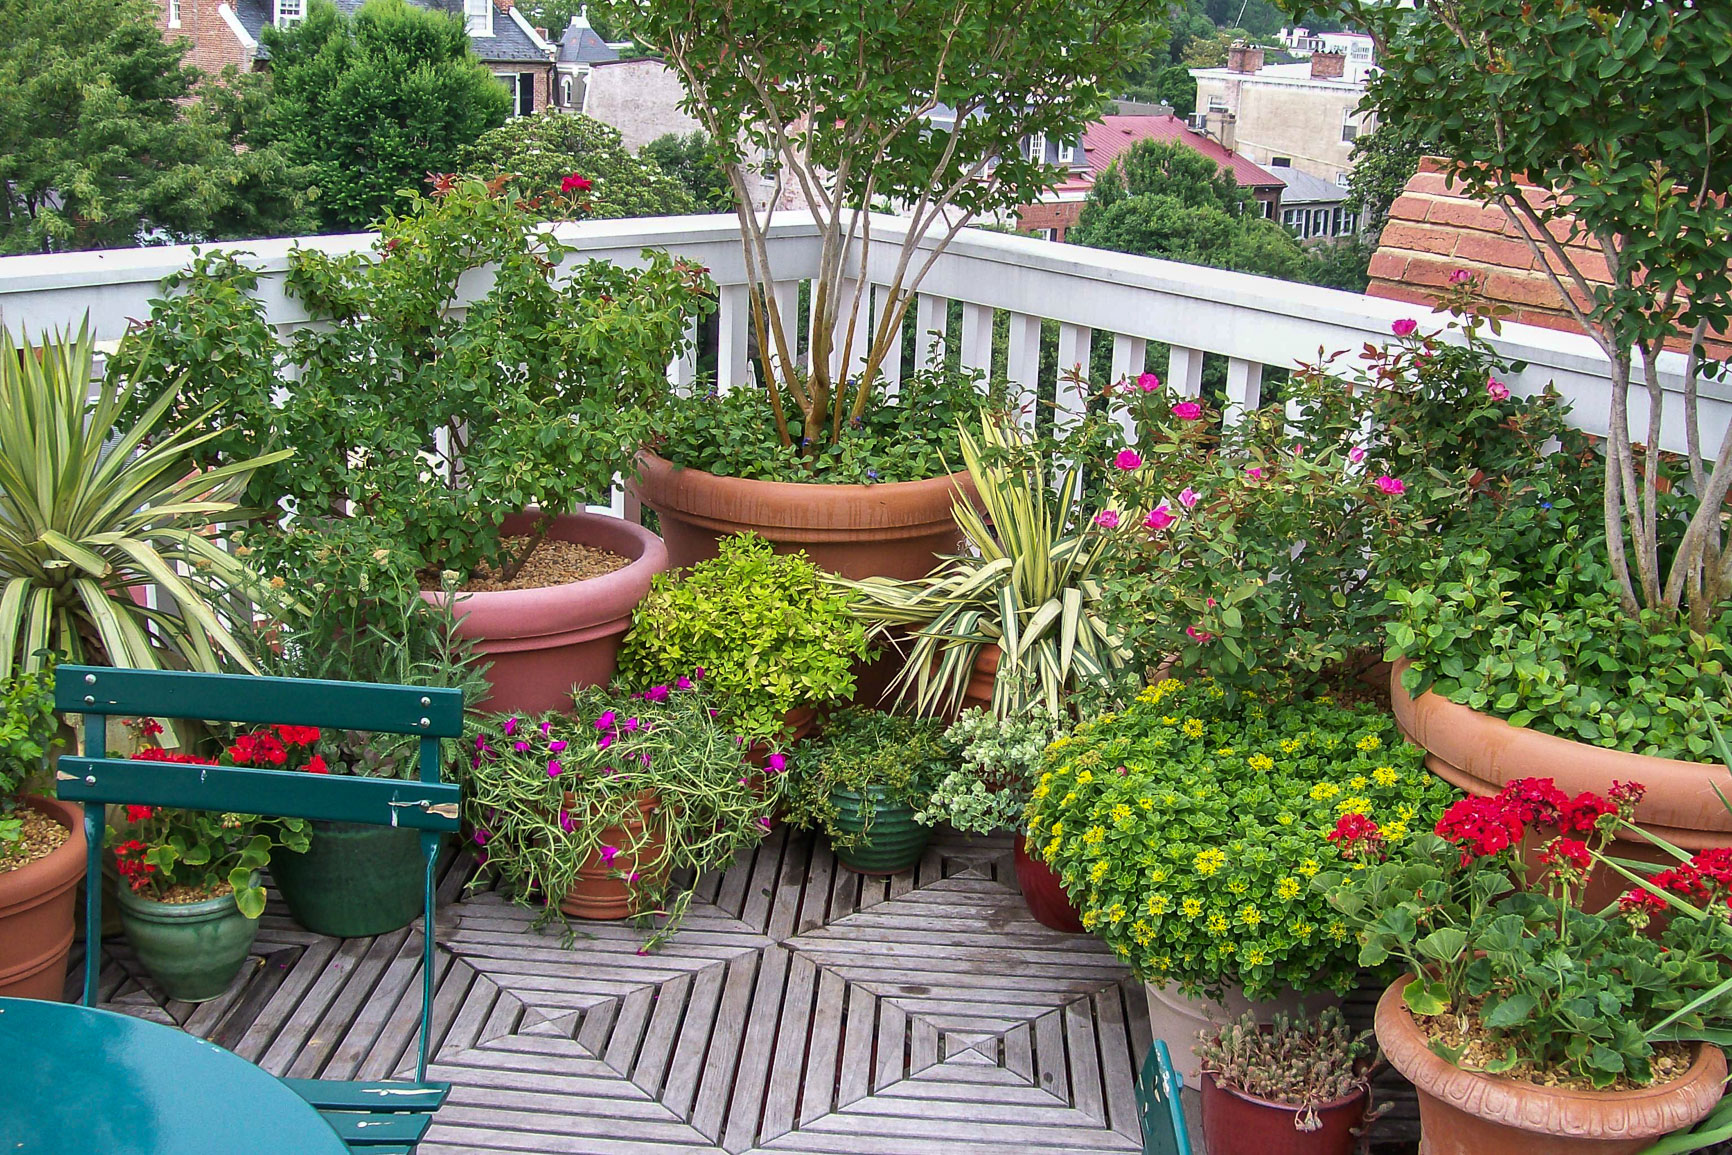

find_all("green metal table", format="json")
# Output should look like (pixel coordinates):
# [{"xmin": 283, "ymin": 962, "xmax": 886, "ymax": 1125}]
[{"xmin": 0, "ymin": 997, "xmax": 349, "ymax": 1154}]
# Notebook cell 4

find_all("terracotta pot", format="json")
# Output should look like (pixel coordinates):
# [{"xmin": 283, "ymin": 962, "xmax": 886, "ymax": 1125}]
[
  {"xmin": 422, "ymin": 510, "xmax": 668, "ymax": 715},
  {"xmin": 1145, "ymin": 981, "xmax": 1343, "ymax": 1086},
  {"xmin": 1376, "ymin": 975, "xmax": 1727, "ymax": 1155},
  {"xmin": 0, "ymin": 796, "xmax": 87, "ymax": 1001},
  {"xmin": 558, "ymin": 793, "xmax": 666, "ymax": 921},
  {"xmin": 1390, "ymin": 659, "xmax": 1730, "ymax": 907},
  {"xmin": 1013, "ymin": 834, "xmax": 1084, "ymax": 934},
  {"xmin": 628, "ymin": 450, "xmax": 974, "ymax": 581},
  {"xmin": 744, "ymin": 708, "xmax": 818, "ymax": 769},
  {"xmin": 1200, "ymin": 1072, "xmax": 1367, "ymax": 1155}
]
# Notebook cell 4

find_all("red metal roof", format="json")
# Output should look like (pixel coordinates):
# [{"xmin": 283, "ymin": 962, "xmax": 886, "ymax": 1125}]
[{"xmin": 1055, "ymin": 115, "xmax": 1284, "ymax": 194}]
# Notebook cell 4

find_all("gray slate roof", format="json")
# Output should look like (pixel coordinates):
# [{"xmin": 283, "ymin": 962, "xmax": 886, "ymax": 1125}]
[
  {"xmin": 1275, "ymin": 166, "xmax": 1349, "ymax": 206},
  {"xmin": 557, "ymin": 17, "xmax": 617, "ymax": 64},
  {"xmin": 235, "ymin": 0, "xmax": 550, "ymax": 65}
]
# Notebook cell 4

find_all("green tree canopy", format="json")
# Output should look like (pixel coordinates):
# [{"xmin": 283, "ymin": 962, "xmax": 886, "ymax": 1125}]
[
  {"xmin": 640, "ymin": 132, "xmax": 734, "ymax": 213},
  {"xmin": 1342, "ymin": 119, "xmax": 1423, "ymax": 237},
  {"xmin": 0, "ymin": 0, "xmax": 312, "ymax": 252},
  {"xmin": 458, "ymin": 111, "xmax": 695, "ymax": 218},
  {"xmin": 261, "ymin": 0, "xmax": 511, "ymax": 232}
]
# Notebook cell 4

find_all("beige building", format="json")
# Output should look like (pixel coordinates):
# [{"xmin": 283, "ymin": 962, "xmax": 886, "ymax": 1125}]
[{"xmin": 1190, "ymin": 44, "xmax": 1372, "ymax": 186}]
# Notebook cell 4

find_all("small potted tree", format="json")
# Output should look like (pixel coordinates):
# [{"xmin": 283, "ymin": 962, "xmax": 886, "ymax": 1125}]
[
  {"xmin": 0, "ymin": 670, "xmax": 80, "ymax": 1000},
  {"xmin": 597, "ymin": 0, "xmax": 1157, "ymax": 579},
  {"xmin": 1195, "ymin": 1007, "xmax": 1374, "ymax": 1155},
  {"xmin": 460, "ymin": 685, "xmax": 775, "ymax": 941},
  {"xmin": 786, "ymin": 709, "xmax": 953, "ymax": 875}
]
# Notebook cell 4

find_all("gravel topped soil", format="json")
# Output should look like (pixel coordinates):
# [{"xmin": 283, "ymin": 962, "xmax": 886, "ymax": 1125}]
[
  {"xmin": 1421, "ymin": 1009, "xmax": 1692, "ymax": 1091},
  {"xmin": 0, "ymin": 807, "xmax": 70, "ymax": 874},
  {"xmin": 147, "ymin": 880, "xmax": 235, "ymax": 905},
  {"xmin": 455, "ymin": 537, "xmax": 632, "ymax": 593}
]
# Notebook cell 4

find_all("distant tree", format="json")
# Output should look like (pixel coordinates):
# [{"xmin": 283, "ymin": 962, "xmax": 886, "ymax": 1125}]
[
  {"xmin": 1343, "ymin": 119, "xmax": 1424, "ymax": 237},
  {"xmin": 639, "ymin": 132, "xmax": 733, "ymax": 212},
  {"xmin": 459, "ymin": 112, "xmax": 695, "ymax": 218},
  {"xmin": 1298, "ymin": 234, "xmax": 1375, "ymax": 291},
  {"xmin": 1151, "ymin": 64, "xmax": 1199, "ymax": 116},
  {"xmin": 261, "ymin": 0, "xmax": 510, "ymax": 231},
  {"xmin": 1070, "ymin": 138, "xmax": 1310, "ymax": 281},
  {"xmin": 0, "ymin": 0, "xmax": 312, "ymax": 251},
  {"xmin": 1203, "ymin": 0, "xmax": 1284, "ymax": 36},
  {"xmin": 517, "ymin": 1, "xmax": 619, "ymax": 41}
]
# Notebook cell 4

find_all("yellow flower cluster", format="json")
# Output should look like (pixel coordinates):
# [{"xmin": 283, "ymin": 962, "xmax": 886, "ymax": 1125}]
[
  {"xmin": 1373, "ymin": 766, "xmax": 1401, "ymax": 787},
  {"xmin": 1194, "ymin": 848, "xmax": 1227, "ymax": 876},
  {"xmin": 1310, "ymin": 781, "xmax": 1341, "ymax": 801},
  {"xmin": 1355, "ymin": 734, "xmax": 1382, "ymax": 752},
  {"xmin": 1182, "ymin": 719, "xmax": 1205, "ymax": 738},
  {"xmin": 1247, "ymin": 753, "xmax": 1275, "ymax": 772}
]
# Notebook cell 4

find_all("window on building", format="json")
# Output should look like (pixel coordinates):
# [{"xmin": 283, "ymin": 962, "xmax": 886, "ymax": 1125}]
[
  {"xmin": 1311, "ymin": 208, "xmax": 1330, "ymax": 236},
  {"xmin": 1270, "ymin": 156, "xmax": 1292, "ymax": 167},
  {"xmin": 1055, "ymin": 140, "xmax": 1075, "ymax": 165},
  {"xmin": 168, "ymin": 0, "xmax": 180, "ymax": 27},
  {"xmin": 1334, "ymin": 172, "xmax": 1351, "ymax": 188},
  {"xmin": 1261, "ymin": 199, "xmax": 1273, "ymax": 218},
  {"xmin": 560, "ymin": 75, "xmax": 573, "ymax": 107},
  {"xmin": 465, "ymin": 0, "xmax": 492, "ymax": 37},
  {"xmin": 1340, "ymin": 110, "xmax": 1359, "ymax": 143},
  {"xmin": 1207, "ymin": 96, "xmax": 1229, "ymax": 112},
  {"xmin": 1026, "ymin": 132, "xmax": 1047, "ymax": 162},
  {"xmin": 1044, "ymin": 228, "xmax": 1060, "ymax": 242},
  {"xmin": 494, "ymin": 71, "xmax": 532, "ymax": 116},
  {"xmin": 1340, "ymin": 209, "xmax": 1357, "ymax": 234},
  {"xmin": 275, "ymin": 0, "xmax": 303, "ymax": 24},
  {"xmin": 1282, "ymin": 208, "xmax": 1305, "ymax": 237}
]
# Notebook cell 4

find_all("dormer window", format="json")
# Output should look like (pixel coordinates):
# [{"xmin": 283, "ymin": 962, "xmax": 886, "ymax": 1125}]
[
  {"xmin": 275, "ymin": 0, "xmax": 303, "ymax": 25},
  {"xmin": 1026, "ymin": 132, "xmax": 1047, "ymax": 162},
  {"xmin": 465, "ymin": 0, "xmax": 493, "ymax": 38},
  {"xmin": 1056, "ymin": 140, "xmax": 1076, "ymax": 165}
]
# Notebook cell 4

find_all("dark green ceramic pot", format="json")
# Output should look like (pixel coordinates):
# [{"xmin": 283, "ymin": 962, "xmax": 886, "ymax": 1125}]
[
  {"xmin": 115, "ymin": 881, "xmax": 259, "ymax": 1003},
  {"xmin": 829, "ymin": 787, "xmax": 931, "ymax": 875},
  {"xmin": 271, "ymin": 821, "xmax": 427, "ymax": 938}
]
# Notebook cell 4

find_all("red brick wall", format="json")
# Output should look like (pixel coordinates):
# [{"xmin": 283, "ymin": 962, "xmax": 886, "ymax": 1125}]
[
  {"xmin": 1015, "ymin": 199, "xmax": 1085, "ymax": 241},
  {"xmin": 159, "ymin": 0, "xmax": 256, "ymax": 81}
]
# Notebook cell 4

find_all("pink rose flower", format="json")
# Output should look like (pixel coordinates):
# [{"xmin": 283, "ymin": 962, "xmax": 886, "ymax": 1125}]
[
  {"xmin": 1448, "ymin": 269, "xmax": 1472, "ymax": 284},
  {"xmin": 1171, "ymin": 400, "xmax": 1203, "ymax": 421},
  {"xmin": 1348, "ymin": 446, "xmax": 1366, "ymax": 464},
  {"xmin": 1486, "ymin": 376, "xmax": 1510, "ymax": 401},
  {"xmin": 1391, "ymin": 318, "xmax": 1418, "ymax": 337},
  {"xmin": 1115, "ymin": 449, "xmax": 1142, "ymax": 471},
  {"xmin": 1136, "ymin": 372, "xmax": 1161, "ymax": 392},
  {"xmin": 1094, "ymin": 510, "xmax": 1120, "ymax": 529},
  {"xmin": 1374, "ymin": 475, "xmax": 1406, "ymax": 496},
  {"xmin": 1245, "ymin": 466, "xmax": 1264, "ymax": 480},
  {"xmin": 1185, "ymin": 626, "xmax": 1214, "ymax": 644},
  {"xmin": 1177, "ymin": 487, "xmax": 1199, "ymax": 508},
  {"xmin": 1144, "ymin": 505, "xmax": 1175, "ymax": 531}
]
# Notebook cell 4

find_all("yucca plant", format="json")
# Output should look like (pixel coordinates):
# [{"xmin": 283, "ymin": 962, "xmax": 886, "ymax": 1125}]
[
  {"xmin": 0, "ymin": 322, "xmax": 290, "ymax": 677},
  {"xmin": 838, "ymin": 414, "xmax": 1130, "ymax": 717}
]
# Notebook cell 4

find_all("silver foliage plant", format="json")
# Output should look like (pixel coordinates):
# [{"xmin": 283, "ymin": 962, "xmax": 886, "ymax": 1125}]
[
  {"xmin": 1195, "ymin": 1007, "xmax": 1374, "ymax": 1128},
  {"xmin": 914, "ymin": 707, "xmax": 1062, "ymax": 834}
]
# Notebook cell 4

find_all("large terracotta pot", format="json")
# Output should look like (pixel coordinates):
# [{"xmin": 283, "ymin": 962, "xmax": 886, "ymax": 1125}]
[
  {"xmin": 558, "ymin": 793, "xmax": 665, "ymax": 921},
  {"xmin": 1145, "ymin": 981, "xmax": 1343, "ymax": 1086},
  {"xmin": 1390, "ymin": 659, "xmax": 1730, "ymax": 906},
  {"xmin": 1376, "ymin": 975, "xmax": 1727, "ymax": 1155},
  {"xmin": 422, "ymin": 510, "xmax": 668, "ymax": 715},
  {"xmin": 1013, "ymin": 833, "xmax": 1084, "ymax": 934},
  {"xmin": 1200, "ymin": 1072, "xmax": 1366, "ymax": 1155},
  {"xmin": 0, "ymin": 796, "xmax": 86, "ymax": 1001},
  {"xmin": 628, "ymin": 451, "xmax": 973, "ymax": 581}
]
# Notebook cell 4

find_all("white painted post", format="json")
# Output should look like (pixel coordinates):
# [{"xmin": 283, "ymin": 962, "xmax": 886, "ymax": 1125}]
[
  {"xmin": 1055, "ymin": 323, "xmax": 1093, "ymax": 435},
  {"xmin": 717, "ymin": 283, "xmax": 752, "ymax": 393},
  {"xmin": 915, "ymin": 293, "xmax": 945, "ymax": 371},
  {"xmin": 667, "ymin": 316, "xmax": 698, "ymax": 394},
  {"xmin": 768, "ymin": 280, "xmax": 800, "ymax": 384},
  {"xmin": 1109, "ymin": 334, "xmax": 1146, "ymax": 389},
  {"xmin": 1006, "ymin": 312, "xmax": 1041, "ymax": 415},
  {"xmin": 959, "ymin": 302, "xmax": 993, "ymax": 375},
  {"xmin": 1168, "ymin": 344, "xmax": 1205, "ymax": 397},
  {"xmin": 873, "ymin": 283, "xmax": 903, "ymax": 400},
  {"xmin": 1224, "ymin": 357, "xmax": 1264, "ymax": 425}
]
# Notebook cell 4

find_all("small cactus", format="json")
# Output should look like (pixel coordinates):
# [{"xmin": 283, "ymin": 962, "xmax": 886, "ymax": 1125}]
[{"xmin": 1195, "ymin": 1007, "xmax": 1373, "ymax": 1118}]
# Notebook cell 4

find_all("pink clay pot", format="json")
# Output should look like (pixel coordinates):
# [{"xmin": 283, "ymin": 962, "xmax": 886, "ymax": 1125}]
[{"xmin": 421, "ymin": 510, "xmax": 667, "ymax": 715}]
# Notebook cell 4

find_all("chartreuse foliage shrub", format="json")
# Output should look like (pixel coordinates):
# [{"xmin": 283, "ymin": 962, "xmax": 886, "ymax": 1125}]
[
  {"xmin": 617, "ymin": 534, "xmax": 871, "ymax": 744},
  {"xmin": 1024, "ymin": 678, "xmax": 1456, "ymax": 999}
]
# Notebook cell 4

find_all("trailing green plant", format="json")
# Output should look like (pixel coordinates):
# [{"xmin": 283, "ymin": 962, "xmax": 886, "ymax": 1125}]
[
  {"xmin": 459, "ymin": 685, "xmax": 775, "ymax": 945},
  {"xmin": 1023, "ymin": 677, "xmax": 1456, "ymax": 999},
  {"xmin": 785, "ymin": 708, "xmax": 954, "ymax": 850},
  {"xmin": 111, "ymin": 176, "xmax": 715, "ymax": 583},
  {"xmin": 648, "ymin": 363, "xmax": 1005, "ymax": 484},
  {"xmin": 1321, "ymin": 776, "xmax": 1732, "ymax": 1090},
  {"xmin": 617, "ymin": 533, "xmax": 871, "ymax": 744},
  {"xmin": 0, "ymin": 668, "xmax": 61, "ymax": 852},
  {"xmin": 1196, "ymin": 1007, "xmax": 1373, "ymax": 1114},
  {"xmin": 0, "ymin": 322, "xmax": 289, "ymax": 677},
  {"xmin": 914, "ymin": 707, "xmax": 1062, "ymax": 835},
  {"xmin": 840, "ymin": 413, "xmax": 1128, "ymax": 717}
]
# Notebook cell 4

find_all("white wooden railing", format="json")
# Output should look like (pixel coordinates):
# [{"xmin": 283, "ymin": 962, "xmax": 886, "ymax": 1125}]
[{"xmin": 1, "ymin": 212, "xmax": 1725, "ymax": 500}]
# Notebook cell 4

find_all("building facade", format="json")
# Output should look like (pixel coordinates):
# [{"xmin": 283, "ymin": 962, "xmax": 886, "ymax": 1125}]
[{"xmin": 1191, "ymin": 44, "xmax": 1372, "ymax": 185}]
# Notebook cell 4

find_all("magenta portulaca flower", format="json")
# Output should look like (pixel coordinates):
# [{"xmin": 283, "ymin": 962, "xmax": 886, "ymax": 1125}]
[{"xmin": 768, "ymin": 752, "xmax": 788, "ymax": 773}]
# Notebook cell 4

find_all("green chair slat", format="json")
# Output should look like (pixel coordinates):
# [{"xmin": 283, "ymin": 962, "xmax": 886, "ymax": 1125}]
[
  {"xmin": 318, "ymin": 1111, "xmax": 434, "ymax": 1145},
  {"xmin": 56, "ymin": 758, "xmax": 460, "ymax": 832},
  {"xmin": 55, "ymin": 665, "xmax": 464, "ymax": 737},
  {"xmin": 1136, "ymin": 1041, "xmax": 1193, "ymax": 1155},
  {"xmin": 281, "ymin": 1079, "xmax": 450, "ymax": 1112},
  {"xmin": 343, "ymin": 1147, "xmax": 415, "ymax": 1155}
]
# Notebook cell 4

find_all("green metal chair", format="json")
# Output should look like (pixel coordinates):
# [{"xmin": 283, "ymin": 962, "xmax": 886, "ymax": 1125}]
[
  {"xmin": 1136, "ymin": 1040, "xmax": 1195, "ymax": 1155},
  {"xmin": 55, "ymin": 664, "xmax": 464, "ymax": 1155}
]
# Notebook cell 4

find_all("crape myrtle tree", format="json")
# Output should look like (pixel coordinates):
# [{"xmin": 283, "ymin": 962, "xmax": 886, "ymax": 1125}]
[
  {"xmin": 1296, "ymin": 0, "xmax": 1732, "ymax": 629},
  {"xmin": 594, "ymin": 0, "xmax": 1162, "ymax": 452}
]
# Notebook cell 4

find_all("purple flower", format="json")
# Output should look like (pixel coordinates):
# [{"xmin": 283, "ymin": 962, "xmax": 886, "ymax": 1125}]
[
  {"xmin": 758, "ymin": 817, "xmax": 774, "ymax": 831},
  {"xmin": 514, "ymin": 740, "xmax": 530, "ymax": 753},
  {"xmin": 503, "ymin": 717, "xmax": 518, "ymax": 736},
  {"xmin": 549, "ymin": 739, "xmax": 567, "ymax": 752},
  {"xmin": 1093, "ymin": 510, "xmax": 1120, "ymax": 529},
  {"xmin": 1348, "ymin": 446, "xmax": 1367, "ymax": 464},
  {"xmin": 1114, "ymin": 449, "xmax": 1142, "ymax": 471},
  {"xmin": 473, "ymin": 828, "xmax": 490, "ymax": 846},
  {"xmin": 547, "ymin": 759, "xmax": 563, "ymax": 777},
  {"xmin": 676, "ymin": 676, "xmax": 692, "ymax": 690},
  {"xmin": 1391, "ymin": 318, "xmax": 1418, "ymax": 337},
  {"xmin": 538, "ymin": 721, "xmax": 552, "ymax": 735},
  {"xmin": 594, "ymin": 710, "xmax": 617, "ymax": 731},
  {"xmin": 622, "ymin": 717, "xmax": 640, "ymax": 732},
  {"xmin": 692, "ymin": 667, "xmax": 705, "ymax": 680},
  {"xmin": 558, "ymin": 809, "xmax": 575, "ymax": 833},
  {"xmin": 473, "ymin": 734, "xmax": 490, "ymax": 750},
  {"xmin": 768, "ymin": 752, "xmax": 788, "ymax": 773},
  {"xmin": 599, "ymin": 845, "xmax": 620, "ymax": 864},
  {"xmin": 598, "ymin": 732, "xmax": 614, "ymax": 750},
  {"xmin": 638, "ymin": 753, "xmax": 651, "ymax": 766},
  {"xmin": 646, "ymin": 685, "xmax": 670, "ymax": 703},
  {"xmin": 739, "ymin": 777, "xmax": 750, "ymax": 786},
  {"xmin": 629, "ymin": 871, "xmax": 641, "ymax": 883},
  {"xmin": 1177, "ymin": 487, "xmax": 1199, "ymax": 509}
]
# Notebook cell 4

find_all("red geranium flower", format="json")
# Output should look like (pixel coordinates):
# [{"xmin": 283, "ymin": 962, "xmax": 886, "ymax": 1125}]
[
  {"xmin": 1500, "ymin": 777, "xmax": 1570, "ymax": 827},
  {"xmin": 561, "ymin": 173, "xmax": 593, "ymax": 193},
  {"xmin": 1434, "ymin": 794, "xmax": 1524, "ymax": 864},
  {"xmin": 305, "ymin": 755, "xmax": 329, "ymax": 775},
  {"xmin": 1562, "ymin": 791, "xmax": 1615, "ymax": 835},
  {"xmin": 1536, "ymin": 837, "xmax": 1590, "ymax": 871}
]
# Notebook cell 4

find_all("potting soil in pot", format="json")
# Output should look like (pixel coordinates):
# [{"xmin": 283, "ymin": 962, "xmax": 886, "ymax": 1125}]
[
  {"xmin": 0, "ymin": 809, "xmax": 69, "ymax": 872},
  {"xmin": 459, "ymin": 537, "xmax": 630, "ymax": 592}
]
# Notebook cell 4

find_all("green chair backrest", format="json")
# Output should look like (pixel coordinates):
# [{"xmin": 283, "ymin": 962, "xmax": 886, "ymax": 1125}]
[
  {"xmin": 1136, "ymin": 1040, "xmax": 1193, "ymax": 1155},
  {"xmin": 54, "ymin": 665, "xmax": 463, "ymax": 1082}
]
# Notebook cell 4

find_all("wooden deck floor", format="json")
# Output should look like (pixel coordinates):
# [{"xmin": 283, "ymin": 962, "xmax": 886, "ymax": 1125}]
[{"xmin": 81, "ymin": 828, "xmax": 1152, "ymax": 1154}]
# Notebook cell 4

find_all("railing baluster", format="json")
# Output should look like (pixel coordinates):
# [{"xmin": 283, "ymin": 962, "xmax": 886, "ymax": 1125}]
[
  {"xmin": 915, "ymin": 293, "xmax": 945, "ymax": 371},
  {"xmin": 717, "ymin": 283, "xmax": 752, "ymax": 394},
  {"xmin": 873, "ymin": 284, "xmax": 902, "ymax": 400},
  {"xmin": 1224, "ymin": 357, "xmax": 1263, "ymax": 425},
  {"xmin": 959, "ymin": 302, "xmax": 993, "ymax": 374},
  {"xmin": 1006, "ymin": 312, "xmax": 1041, "ymax": 418},
  {"xmin": 1055, "ymin": 323, "xmax": 1093, "ymax": 435},
  {"xmin": 1108, "ymin": 335, "xmax": 1145, "ymax": 439},
  {"xmin": 667, "ymin": 316, "xmax": 698, "ymax": 394},
  {"xmin": 768, "ymin": 280, "xmax": 799, "ymax": 381},
  {"xmin": 1168, "ymin": 345, "xmax": 1204, "ymax": 397}
]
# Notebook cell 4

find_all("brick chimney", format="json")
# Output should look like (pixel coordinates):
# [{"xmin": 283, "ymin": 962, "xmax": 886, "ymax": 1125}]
[
  {"xmin": 492, "ymin": 0, "xmax": 512, "ymax": 11},
  {"xmin": 1310, "ymin": 50, "xmax": 1346, "ymax": 79},
  {"xmin": 1226, "ymin": 42, "xmax": 1264, "ymax": 74}
]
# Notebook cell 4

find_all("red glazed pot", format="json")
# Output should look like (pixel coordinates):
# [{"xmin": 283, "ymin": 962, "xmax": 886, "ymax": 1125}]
[
  {"xmin": 0, "ymin": 795, "xmax": 87, "ymax": 1001},
  {"xmin": 1200, "ymin": 1072, "xmax": 1366, "ymax": 1155},
  {"xmin": 1014, "ymin": 833, "xmax": 1084, "ymax": 934},
  {"xmin": 1376, "ymin": 975, "xmax": 1727, "ymax": 1155},
  {"xmin": 422, "ymin": 510, "xmax": 668, "ymax": 715}
]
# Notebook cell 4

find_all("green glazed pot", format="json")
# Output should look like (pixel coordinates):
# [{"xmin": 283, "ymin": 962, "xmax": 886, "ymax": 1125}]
[
  {"xmin": 829, "ymin": 787, "xmax": 931, "ymax": 875},
  {"xmin": 115, "ymin": 880, "xmax": 260, "ymax": 1003},
  {"xmin": 271, "ymin": 821, "xmax": 427, "ymax": 938}
]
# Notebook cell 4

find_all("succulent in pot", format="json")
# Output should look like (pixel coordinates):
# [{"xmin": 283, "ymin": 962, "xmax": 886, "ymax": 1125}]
[
  {"xmin": 459, "ymin": 684, "xmax": 776, "ymax": 947},
  {"xmin": 1195, "ymin": 1007, "xmax": 1374, "ymax": 1155}
]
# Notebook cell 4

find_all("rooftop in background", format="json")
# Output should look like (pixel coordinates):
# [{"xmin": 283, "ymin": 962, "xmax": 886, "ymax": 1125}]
[
  {"xmin": 231, "ymin": 0, "xmax": 553, "ymax": 63},
  {"xmin": 557, "ymin": 12, "xmax": 617, "ymax": 65},
  {"xmin": 1057, "ymin": 115, "xmax": 1285, "ymax": 197},
  {"xmin": 1274, "ymin": 166, "xmax": 1349, "ymax": 207}
]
